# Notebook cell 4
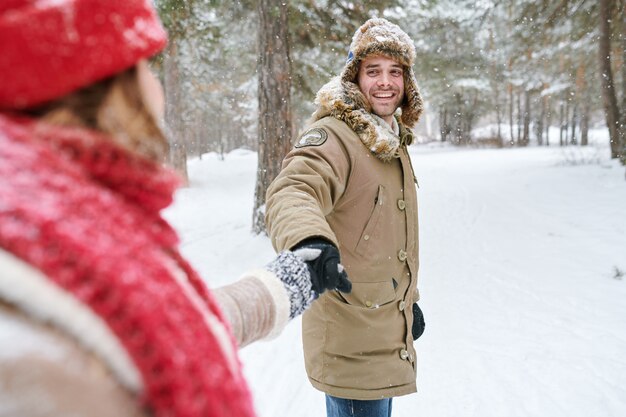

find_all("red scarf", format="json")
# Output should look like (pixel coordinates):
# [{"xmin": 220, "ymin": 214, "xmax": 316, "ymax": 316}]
[{"xmin": 0, "ymin": 114, "xmax": 256, "ymax": 417}]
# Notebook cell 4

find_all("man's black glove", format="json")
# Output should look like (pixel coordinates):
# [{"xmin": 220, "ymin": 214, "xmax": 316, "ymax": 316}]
[
  {"xmin": 292, "ymin": 238, "xmax": 352, "ymax": 295},
  {"xmin": 412, "ymin": 302, "xmax": 425, "ymax": 340}
]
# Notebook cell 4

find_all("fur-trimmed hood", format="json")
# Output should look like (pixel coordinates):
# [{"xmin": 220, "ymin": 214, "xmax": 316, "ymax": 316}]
[{"xmin": 310, "ymin": 76, "xmax": 415, "ymax": 162}]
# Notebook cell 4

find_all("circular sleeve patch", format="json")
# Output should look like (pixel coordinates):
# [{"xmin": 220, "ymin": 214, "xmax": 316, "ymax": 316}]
[{"xmin": 295, "ymin": 128, "xmax": 328, "ymax": 148}]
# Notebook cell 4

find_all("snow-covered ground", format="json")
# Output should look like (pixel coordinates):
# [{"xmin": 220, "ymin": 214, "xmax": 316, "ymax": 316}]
[{"xmin": 164, "ymin": 129, "xmax": 626, "ymax": 417}]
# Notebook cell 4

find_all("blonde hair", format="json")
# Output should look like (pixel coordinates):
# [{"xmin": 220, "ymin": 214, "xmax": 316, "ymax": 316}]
[{"xmin": 26, "ymin": 66, "xmax": 169, "ymax": 163}]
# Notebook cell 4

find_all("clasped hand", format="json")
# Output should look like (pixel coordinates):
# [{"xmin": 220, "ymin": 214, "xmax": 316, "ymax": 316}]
[{"xmin": 293, "ymin": 238, "xmax": 352, "ymax": 295}]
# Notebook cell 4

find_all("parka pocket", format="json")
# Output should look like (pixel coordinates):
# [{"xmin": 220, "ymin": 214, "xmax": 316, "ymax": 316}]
[
  {"xmin": 339, "ymin": 280, "xmax": 396, "ymax": 309},
  {"xmin": 354, "ymin": 185, "xmax": 385, "ymax": 257}
]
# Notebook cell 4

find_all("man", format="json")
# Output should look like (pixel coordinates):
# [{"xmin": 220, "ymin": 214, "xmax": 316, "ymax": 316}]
[{"xmin": 265, "ymin": 17, "xmax": 426, "ymax": 417}]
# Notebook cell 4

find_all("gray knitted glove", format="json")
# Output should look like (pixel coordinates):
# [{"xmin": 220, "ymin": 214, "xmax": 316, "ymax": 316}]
[{"xmin": 265, "ymin": 250, "xmax": 318, "ymax": 319}]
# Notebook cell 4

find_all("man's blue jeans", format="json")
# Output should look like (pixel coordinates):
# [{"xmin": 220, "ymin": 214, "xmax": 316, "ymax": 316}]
[{"xmin": 325, "ymin": 395, "xmax": 393, "ymax": 417}]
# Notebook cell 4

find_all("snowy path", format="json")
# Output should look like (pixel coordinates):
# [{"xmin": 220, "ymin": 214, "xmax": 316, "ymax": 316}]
[{"xmin": 165, "ymin": 139, "xmax": 626, "ymax": 417}]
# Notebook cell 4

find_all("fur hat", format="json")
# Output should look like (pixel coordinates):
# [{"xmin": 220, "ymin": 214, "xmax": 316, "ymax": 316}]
[
  {"xmin": 340, "ymin": 17, "xmax": 423, "ymax": 128},
  {"xmin": 0, "ymin": 0, "xmax": 167, "ymax": 110}
]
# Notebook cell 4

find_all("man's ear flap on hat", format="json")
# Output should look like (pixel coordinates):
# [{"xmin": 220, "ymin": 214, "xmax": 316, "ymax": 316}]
[{"xmin": 400, "ymin": 67, "xmax": 423, "ymax": 128}]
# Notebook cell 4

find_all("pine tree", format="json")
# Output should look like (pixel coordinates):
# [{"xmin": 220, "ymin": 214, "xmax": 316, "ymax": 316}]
[{"xmin": 253, "ymin": 0, "xmax": 293, "ymax": 234}]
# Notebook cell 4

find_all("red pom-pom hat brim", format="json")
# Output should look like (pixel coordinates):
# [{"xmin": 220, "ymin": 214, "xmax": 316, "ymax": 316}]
[{"xmin": 0, "ymin": 0, "xmax": 167, "ymax": 110}]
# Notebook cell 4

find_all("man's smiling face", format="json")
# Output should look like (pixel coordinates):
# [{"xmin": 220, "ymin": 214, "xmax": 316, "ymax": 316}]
[{"xmin": 357, "ymin": 55, "xmax": 404, "ymax": 125}]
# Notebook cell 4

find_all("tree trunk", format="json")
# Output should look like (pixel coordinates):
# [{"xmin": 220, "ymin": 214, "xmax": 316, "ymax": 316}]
[
  {"xmin": 559, "ymin": 99, "xmax": 565, "ymax": 146},
  {"xmin": 545, "ymin": 98, "xmax": 552, "ymax": 146},
  {"xmin": 509, "ymin": 84, "xmax": 514, "ymax": 145},
  {"xmin": 620, "ymin": 0, "xmax": 626, "ymax": 164},
  {"xmin": 516, "ymin": 89, "xmax": 522, "ymax": 144},
  {"xmin": 163, "ymin": 41, "xmax": 189, "ymax": 185},
  {"xmin": 561, "ymin": 90, "xmax": 571, "ymax": 146},
  {"xmin": 453, "ymin": 93, "xmax": 463, "ymax": 145},
  {"xmin": 621, "ymin": 0, "xmax": 626, "ymax": 140},
  {"xmin": 440, "ymin": 107, "xmax": 448, "ymax": 142},
  {"xmin": 536, "ymin": 94, "xmax": 545, "ymax": 146},
  {"xmin": 494, "ymin": 87, "xmax": 502, "ymax": 146},
  {"xmin": 545, "ymin": 96, "xmax": 552, "ymax": 146},
  {"xmin": 522, "ymin": 90, "xmax": 531, "ymax": 146},
  {"xmin": 570, "ymin": 102, "xmax": 578, "ymax": 145},
  {"xmin": 581, "ymin": 100, "xmax": 589, "ymax": 146},
  {"xmin": 598, "ymin": 0, "xmax": 623, "ymax": 159},
  {"xmin": 575, "ymin": 64, "xmax": 589, "ymax": 146},
  {"xmin": 253, "ymin": 0, "xmax": 293, "ymax": 234},
  {"xmin": 492, "ymin": 70, "xmax": 503, "ymax": 145}
]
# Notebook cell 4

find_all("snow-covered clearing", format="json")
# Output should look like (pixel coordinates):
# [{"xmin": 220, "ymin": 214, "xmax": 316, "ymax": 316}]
[{"xmin": 164, "ymin": 130, "xmax": 626, "ymax": 417}]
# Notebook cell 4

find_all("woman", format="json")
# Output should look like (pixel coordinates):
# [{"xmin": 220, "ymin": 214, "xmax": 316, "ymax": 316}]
[{"xmin": 0, "ymin": 1, "xmax": 340, "ymax": 416}]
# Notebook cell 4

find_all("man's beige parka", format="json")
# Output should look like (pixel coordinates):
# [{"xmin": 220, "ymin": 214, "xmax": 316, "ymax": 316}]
[{"xmin": 266, "ymin": 78, "xmax": 421, "ymax": 399}]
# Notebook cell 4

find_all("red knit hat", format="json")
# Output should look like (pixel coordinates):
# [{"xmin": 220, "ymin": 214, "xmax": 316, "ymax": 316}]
[{"xmin": 0, "ymin": 0, "xmax": 167, "ymax": 110}]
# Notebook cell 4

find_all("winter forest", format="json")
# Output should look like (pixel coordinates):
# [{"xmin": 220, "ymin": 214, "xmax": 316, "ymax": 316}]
[
  {"xmin": 153, "ymin": 2, "xmax": 626, "ymax": 416},
  {"xmin": 154, "ymin": 0, "xmax": 625, "ymax": 232}
]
